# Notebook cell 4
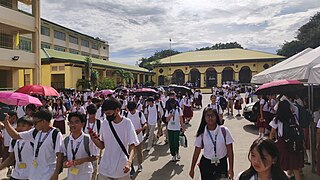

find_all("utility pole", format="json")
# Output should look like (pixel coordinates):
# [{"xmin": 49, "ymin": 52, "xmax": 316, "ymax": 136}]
[{"xmin": 169, "ymin": 38, "xmax": 172, "ymax": 84}]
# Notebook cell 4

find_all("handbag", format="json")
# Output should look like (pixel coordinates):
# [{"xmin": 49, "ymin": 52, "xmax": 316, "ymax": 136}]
[{"xmin": 179, "ymin": 131, "xmax": 188, "ymax": 148}]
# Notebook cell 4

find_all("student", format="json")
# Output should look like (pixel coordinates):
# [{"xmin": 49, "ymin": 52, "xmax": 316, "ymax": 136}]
[
  {"xmin": 53, "ymin": 98, "xmax": 67, "ymax": 134},
  {"xmin": 258, "ymin": 95, "xmax": 269, "ymax": 138},
  {"xmin": 165, "ymin": 100, "xmax": 185, "ymax": 161},
  {"xmin": 83, "ymin": 104, "xmax": 102, "ymax": 180},
  {"xmin": 84, "ymin": 96, "xmax": 93, "ymax": 110},
  {"xmin": 234, "ymin": 91, "xmax": 243, "ymax": 117},
  {"xmin": 237, "ymin": 138, "xmax": 288, "ymax": 180},
  {"xmin": 3, "ymin": 110, "xmax": 63, "ymax": 180},
  {"xmin": 145, "ymin": 97, "xmax": 160, "ymax": 151},
  {"xmin": 25, "ymin": 104, "xmax": 36, "ymax": 119},
  {"xmin": 226, "ymin": 88, "xmax": 235, "ymax": 116},
  {"xmin": 0, "ymin": 116, "xmax": 34, "ymax": 180},
  {"xmin": 61, "ymin": 112, "xmax": 98, "ymax": 180},
  {"xmin": 155, "ymin": 95, "xmax": 165, "ymax": 138},
  {"xmin": 208, "ymin": 95, "xmax": 224, "ymax": 124},
  {"xmin": 71, "ymin": 99, "xmax": 86, "ymax": 115},
  {"xmin": 181, "ymin": 94, "xmax": 193, "ymax": 124},
  {"xmin": 1, "ymin": 110, "xmax": 17, "ymax": 178},
  {"xmin": 89, "ymin": 97, "xmax": 139, "ymax": 180},
  {"xmin": 189, "ymin": 107, "xmax": 234, "ymax": 180},
  {"xmin": 126, "ymin": 101, "xmax": 147, "ymax": 172}
]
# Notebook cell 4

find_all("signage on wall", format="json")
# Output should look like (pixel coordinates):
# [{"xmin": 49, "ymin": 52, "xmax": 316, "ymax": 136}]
[{"xmin": 189, "ymin": 63, "xmax": 234, "ymax": 68}]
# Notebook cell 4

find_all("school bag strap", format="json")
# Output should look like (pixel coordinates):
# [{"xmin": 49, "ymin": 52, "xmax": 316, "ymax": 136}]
[
  {"xmin": 83, "ymin": 119, "xmax": 102, "ymax": 135},
  {"xmin": 63, "ymin": 134, "xmax": 91, "ymax": 159},
  {"xmin": 11, "ymin": 139, "xmax": 17, "ymax": 149},
  {"xmin": 52, "ymin": 128, "xmax": 60, "ymax": 150}
]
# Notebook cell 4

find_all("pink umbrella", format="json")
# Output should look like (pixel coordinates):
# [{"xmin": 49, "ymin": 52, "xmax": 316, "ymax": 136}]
[
  {"xmin": 0, "ymin": 92, "xmax": 42, "ymax": 106},
  {"xmin": 15, "ymin": 84, "xmax": 59, "ymax": 96},
  {"xmin": 94, "ymin": 90, "xmax": 114, "ymax": 97},
  {"xmin": 255, "ymin": 80, "xmax": 304, "ymax": 95},
  {"xmin": 135, "ymin": 88, "xmax": 158, "ymax": 94}
]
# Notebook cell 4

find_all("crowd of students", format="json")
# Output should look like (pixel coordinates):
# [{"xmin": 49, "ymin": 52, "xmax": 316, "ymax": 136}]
[{"xmin": 0, "ymin": 87, "xmax": 320, "ymax": 180}]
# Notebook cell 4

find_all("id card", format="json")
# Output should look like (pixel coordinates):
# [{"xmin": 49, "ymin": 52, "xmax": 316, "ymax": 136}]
[
  {"xmin": 32, "ymin": 160, "xmax": 38, "ymax": 168},
  {"xmin": 171, "ymin": 121, "xmax": 175, "ymax": 125},
  {"xmin": 18, "ymin": 163, "xmax": 26, "ymax": 169},
  {"xmin": 70, "ymin": 167, "xmax": 79, "ymax": 175},
  {"xmin": 211, "ymin": 157, "xmax": 220, "ymax": 166}
]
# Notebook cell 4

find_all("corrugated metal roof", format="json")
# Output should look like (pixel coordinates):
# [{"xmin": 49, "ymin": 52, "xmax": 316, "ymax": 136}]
[
  {"xmin": 159, "ymin": 48, "xmax": 285, "ymax": 64},
  {"xmin": 41, "ymin": 48, "xmax": 150, "ymax": 73}
]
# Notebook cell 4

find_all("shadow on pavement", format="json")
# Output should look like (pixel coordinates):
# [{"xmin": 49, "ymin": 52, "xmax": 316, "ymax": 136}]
[
  {"xmin": 149, "ymin": 161, "xmax": 184, "ymax": 180},
  {"xmin": 243, "ymin": 124, "xmax": 259, "ymax": 135}
]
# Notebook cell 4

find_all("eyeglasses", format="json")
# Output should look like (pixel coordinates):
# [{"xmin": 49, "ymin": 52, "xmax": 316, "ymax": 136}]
[{"xmin": 206, "ymin": 114, "xmax": 216, "ymax": 118}]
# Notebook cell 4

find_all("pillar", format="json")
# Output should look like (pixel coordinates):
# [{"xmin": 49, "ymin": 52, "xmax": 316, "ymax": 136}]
[
  {"xmin": 32, "ymin": 0, "xmax": 41, "ymax": 84},
  {"xmin": 142, "ymin": 75, "xmax": 146, "ymax": 84},
  {"xmin": 217, "ymin": 73, "xmax": 222, "ymax": 87},
  {"xmin": 184, "ymin": 74, "xmax": 189, "ymax": 83},
  {"xmin": 137, "ymin": 74, "xmax": 141, "ymax": 84},
  {"xmin": 235, "ymin": 72, "xmax": 239, "ymax": 82},
  {"xmin": 12, "ymin": 68, "xmax": 19, "ymax": 89},
  {"xmin": 200, "ymin": 73, "xmax": 205, "ymax": 88}
]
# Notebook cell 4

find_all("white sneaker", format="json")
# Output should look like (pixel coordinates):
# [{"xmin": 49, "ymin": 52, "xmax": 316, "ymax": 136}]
[
  {"xmin": 176, "ymin": 153, "xmax": 181, "ymax": 160},
  {"xmin": 171, "ymin": 155, "xmax": 177, "ymax": 162},
  {"xmin": 137, "ymin": 164, "xmax": 143, "ymax": 172}
]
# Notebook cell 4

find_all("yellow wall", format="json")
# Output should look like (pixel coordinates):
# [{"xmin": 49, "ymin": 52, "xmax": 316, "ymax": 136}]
[
  {"xmin": 41, "ymin": 64, "xmax": 52, "ymax": 86},
  {"xmin": 65, "ymin": 66, "xmax": 82, "ymax": 88},
  {"xmin": 153, "ymin": 61, "xmax": 274, "ymax": 87}
]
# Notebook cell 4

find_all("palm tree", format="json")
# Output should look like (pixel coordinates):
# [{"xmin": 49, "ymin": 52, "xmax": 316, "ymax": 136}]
[
  {"xmin": 91, "ymin": 70, "xmax": 99, "ymax": 90},
  {"xmin": 84, "ymin": 56, "xmax": 92, "ymax": 81},
  {"xmin": 113, "ymin": 69, "xmax": 133, "ymax": 86}
]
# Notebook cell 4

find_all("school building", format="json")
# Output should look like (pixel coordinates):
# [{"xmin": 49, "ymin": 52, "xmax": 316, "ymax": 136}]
[
  {"xmin": 152, "ymin": 48, "xmax": 286, "ymax": 90},
  {"xmin": 0, "ymin": 1, "xmax": 151, "ymax": 90}
]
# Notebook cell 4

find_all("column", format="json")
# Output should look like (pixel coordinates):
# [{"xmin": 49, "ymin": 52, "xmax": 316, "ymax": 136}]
[
  {"xmin": 184, "ymin": 74, "xmax": 189, "ymax": 83},
  {"xmin": 200, "ymin": 73, "xmax": 205, "ymax": 88},
  {"xmin": 137, "ymin": 74, "xmax": 141, "ymax": 84},
  {"xmin": 142, "ymin": 75, "xmax": 146, "ymax": 84},
  {"xmin": 12, "ymin": 68, "xmax": 19, "ymax": 89},
  {"xmin": 217, "ymin": 73, "xmax": 222, "ymax": 87},
  {"xmin": 235, "ymin": 72, "xmax": 239, "ymax": 82},
  {"xmin": 32, "ymin": 0, "xmax": 41, "ymax": 84}
]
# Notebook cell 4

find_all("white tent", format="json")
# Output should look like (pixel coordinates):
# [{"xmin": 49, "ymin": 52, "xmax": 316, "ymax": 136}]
[
  {"xmin": 308, "ymin": 63, "xmax": 320, "ymax": 84},
  {"xmin": 251, "ymin": 48, "xmax": 313, "ymax": 84}
]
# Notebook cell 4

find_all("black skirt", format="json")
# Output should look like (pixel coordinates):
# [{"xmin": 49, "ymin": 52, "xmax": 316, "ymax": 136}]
[{"xmin": 199, "ymin": 156, "xmax": 228, "ymax": 180}]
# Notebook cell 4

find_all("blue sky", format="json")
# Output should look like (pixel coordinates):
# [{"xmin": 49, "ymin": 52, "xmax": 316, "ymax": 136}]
[{"xmin": 24, "ymin": 0, "xmax": 320, "ymax": 65}]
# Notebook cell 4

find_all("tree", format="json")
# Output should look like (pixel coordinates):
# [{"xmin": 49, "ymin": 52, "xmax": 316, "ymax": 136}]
[
  {"xmin": 196, "ymin": 42, "xmax": 243, "ymax": 51},
  {"xmin": 76, "ymin": 79, "xmax": 90, "ymax": 90},
  {"xmin": 277, "ymin": 12, "xmax": 320, "ymax": 57},
  {"xmin": 139, "ymin": 49, "xmax": 181, "ymax": 70},
  {"xmin": 91, "ymin": 70, "xmax": 99, "ymax": 90},
  {"xmin": 84, "ymin": 56, "xmax": 92, "ymax": 81},
  {"xmin": 98, "ymin": 77, "xmax": 116, "ymax": 90},
  {"xmin": 113, "ymin": 69, "xmax": 133, "ymax": 86}
]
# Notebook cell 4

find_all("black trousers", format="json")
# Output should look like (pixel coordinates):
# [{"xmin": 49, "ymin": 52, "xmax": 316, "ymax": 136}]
[{"xmin": 199, "ymin": 156, "xmax": 228, "ymax": 180}]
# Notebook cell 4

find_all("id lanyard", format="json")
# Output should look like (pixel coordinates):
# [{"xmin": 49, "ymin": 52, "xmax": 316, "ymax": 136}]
[
  {"xmin": 17, "ymin": 141, "xmax": 25, "ymax": 162},
  {"xmin": 71, "ymin": 140, "xmax": 82, "ymax": 160},
  {"xmin": 35, "ymin": 129, "xmax": 53, "ymax": 158},
  {"xmin": 207, "ymin": 127, "xmax": 219, "ymax": 159}
]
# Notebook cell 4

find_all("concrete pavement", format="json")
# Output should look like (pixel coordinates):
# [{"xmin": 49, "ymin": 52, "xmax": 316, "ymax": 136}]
[{"xmin": 1, "ymin": 93, "xmax": 318, "ymax": 179}]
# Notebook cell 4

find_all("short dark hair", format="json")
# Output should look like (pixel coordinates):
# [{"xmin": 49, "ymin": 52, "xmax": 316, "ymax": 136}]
[
  {"xmin": 17, "ymin": 116, "xmax": 33, "ymax": 126},
  {"xmin": 127, "ymin": 101, "xmax": 137, "ymax": 111},
  {"xmin": 147, "ymin": 97, "xmax": 154, "ymax": 102},
  {"xmin": 26, "ymin": 104, "xmax": 36, "ymax": 112},
  {"xmin": 154, "ymin": 94, "xmax": 160, "ymax": 100},
  {"xmin": 87, "ymin": 104, "xmax": 97, "ymax": 114},
  {"xmin": 68, "ymin": 112, "xmax": 86, "ymax": 123},
  {"xmin": 102, "ymin": 97, "xmax": 121, "ymax": 111},
  {"xmin": 33, "ymin": 110, "xmax": 52, "ymax": 122}
]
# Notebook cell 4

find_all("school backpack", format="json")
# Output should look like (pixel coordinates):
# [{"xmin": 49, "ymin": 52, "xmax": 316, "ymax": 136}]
[
  {"xmin": 83, "ymin": 119, "xmax": 101, "ymax": 134},
  {"xmin": 63, "ymin": 134, "xmax": 91, "ymax": 159},
  {"xmin": 218, "ymin": 97, "xmax": 228, "ymax": 110},
  {"xmin": 124, "ymin": 111, "xmax": 143, "ymax": 124},
  {"xmin": 282, "ymin": 118, "xmax": 304, "ymax": 152},
  {"xmin": 294, "ymin": 104, "xmax": 312, "ymax": 128},
  {"xmin": 29, "ymin": 128, "xmax": 60, "ymax": 149}
]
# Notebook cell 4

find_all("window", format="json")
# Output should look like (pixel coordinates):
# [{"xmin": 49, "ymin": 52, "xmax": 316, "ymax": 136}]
[
  {"xmin": 54, "ymin": 45, "xmax": 66, "ymax": 52},
  {"xmin": 0, "ymin": 0, "xmax": 12, "ymax": 8},
  {"xmin": 92, "ymin": 43, "xmax": 98, "ymax": 50},
  {"xmin": 103, "ymin": 46, "xmax": 106, "ymax": 50},
  {"xmin": 69, "ymin": 35, "xmax": 78, "ymax": 44},
  {"xmin": 103, "ymin": 58, "xmax": 107, "ymax": 61},
  {"xmin": 41, "ymin": 42, "xmax": 51, "ymax": 49},
  {"xmin": 41, "ymin": 26, "xmax": 50, "ymax": 36},
  {"xmin": 81, "ymin": 51, "xmax": 90, "ymax": 56},
  {"xmin": 81, "ymin": 39, "xmax": 89, "ymax": 47},
  {"xmin": 92, "ymin": 54, "xmax": 99, "ymax": 59},
  {"xmin": 51, "ymin": 66, "xmax": 58, "ymax": 71},
  {"xmin": 0, "ymin": 32, "xmax": 13, "ymax": 49},
  {"xmin": 59, "ymin": 66, "xmax": 65, "ymax": 71},
  {"xmin": 19, "ymin": 39, "xmax": 32, "ymax": 52},
  {"xmin": 54, "ymin": 30, "xmax": 66, "ymax": 41},
  {"xmin": 24, "ymin": 74, "xmax": 30, "ymax": 85},
  {"xmin": 69, "ymin": 49, "xmax": 79, "ymax": 54}
]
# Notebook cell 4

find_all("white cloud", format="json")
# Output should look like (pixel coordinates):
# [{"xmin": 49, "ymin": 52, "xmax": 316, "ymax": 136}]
[{"xmin": 37, "ymin": 0, "xmax": 320, "ymax": 65}]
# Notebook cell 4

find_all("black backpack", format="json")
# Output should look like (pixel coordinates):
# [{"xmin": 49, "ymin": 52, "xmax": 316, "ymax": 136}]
[
  {"xmin": 294, "ymin": 104, "xmax": 312, "ymax": 128},
  {"xmin": 219, "ymin": 97, "xmax": 228, "ymax": 110},
  {"xmin": 83, "ymin": 119, "xmax": 101, "ymax": 135},
  {"xmin": 282, "ymin": 118, "xmax": 304, "ymax": 152}
]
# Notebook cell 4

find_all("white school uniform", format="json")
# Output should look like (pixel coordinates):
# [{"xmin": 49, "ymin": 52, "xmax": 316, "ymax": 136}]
[
  {"xmin": 71, "ymin": 106, "xmax": 86, "ymax": 115},
  {"xmin": 61, "ymin": 133, "xmax": 98, "ymax": 180},
  {"xmin": 145, "ymin": 105, "xmax": 160, "ymax": 126},
  {"xmin": 269, "ymin": 118, "xmax": 299, "ymax": 137},
  {"xmin": 19, "ymin": 128, "xmax": 63, "ymax": 180},
  {"xmin": 3, "ymin": 123, "xmax": 17, "ymax": 147},
  {"xmin": 95, "ymin": 107, "xmax": 106, "ymax": 121},
  {"xmin": 83, "ymin": 119, "xmax": 102, "ymax": 135},
  {"xmin": 53, "ymin": 106, "xmax": 67, "ymax": 121},
  {"xmin": 208, "ymin": 103, "xmax": 223, "ymax": 115},
  {"xmin": 165, "ymin": 108, "xmax": 183, "ymax": 131},
  {"xmin": 9, "ymin": 139, "xmax": 33, "ymax": 180},
  {"xmin": 98, "ymin": 117, "xmax": 139, "ymax": 178},
  {"xmin": 194, "ymin": 125, "xmax": 234, "ymax": 160},
  {"xmin": 126, "ymin": 111, "xmax": 147, "ymax": 143}
]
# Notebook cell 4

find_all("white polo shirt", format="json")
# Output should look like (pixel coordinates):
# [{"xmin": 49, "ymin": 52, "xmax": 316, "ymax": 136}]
[
  {"xmin": 95, "ymin": 107, "xmax": 106, "ymax": 121},
  {"xmin": 61, "ymin": 133, "xmax": 98, "ymax": 180},
  {"xmin": 98, "ymin": 118, "xmax": 139, "ymax": 178},
  {"xmin": 208, "ymin": 103, "xmax": 223, "ymax": 115},
  {"xmin": 19, "ymin": 128, "xmax": 62, "ymax": 180},
  {"xmin": 9, "ymin": 139, "xmax": 33, "ymax": 180},
  {"xmin": 260, "ymin": 99, "xmax": 269, "ymax": 112},
  {"xmin": 165, "ymin": 108, "xmax": 183, "ymax": 131},
  {"xmin": 194, "ymin": 125, "xmax": 234, "ymax": 160},
  {"xmin": 269, "ymin": 118, "xmax": 299, "ymax": 137},
  {"xmin": 3, "ymin": 123, "xmax": 16, "ymax": 147},
  {"xmin": 83, "ymin": 119, "xmax": 102, "ymax": 136},
  {"xmin": 126, "ymin": 111, "xmax": 146, "ymax": 143},
  {"xmin": 71, "ymin": 106, "xmax": 86, "ymax": 115},
  {"xmin": 145, "ymin": 105, "xmax": 159, "ymax": 126}
]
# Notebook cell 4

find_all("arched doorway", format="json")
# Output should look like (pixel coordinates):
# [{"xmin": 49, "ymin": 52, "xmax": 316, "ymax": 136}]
[
  {"xmin": 158, "ymin": 75, "xmax": 165, "ymax": 85},
  {"xmin": 206, "ymin": 68, "xmax": 217, "ymax": 87},
  {"xmin": 239, "ymin": 66, "xmax": 252, "ymax": 83},
  {"xmin": 190, "ymin": 69, "xmax": 201, "ymax": 87},
  {"xmin": 222, "ymin": 67, "xmax": 234, "ymax": 83},
  {"xmin": 172, "ymin": 69, "xmax": 185, "ymax": 85}
]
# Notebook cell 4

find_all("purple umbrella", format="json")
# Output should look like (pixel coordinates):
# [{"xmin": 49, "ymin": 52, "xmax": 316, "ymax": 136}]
[{"xmin": 0, "ymin": 92, "xmax": 42, "ymax": 106}]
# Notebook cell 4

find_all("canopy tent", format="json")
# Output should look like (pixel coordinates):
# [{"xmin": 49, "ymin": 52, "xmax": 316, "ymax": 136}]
[
  {"xmin": 308, "ymin": 63, "xmax": 320, "ymax": 84},
  {"xmin": 251, "ymin": 48, "xmax": 313, "ymax": 84}
]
